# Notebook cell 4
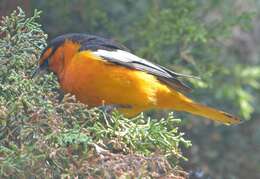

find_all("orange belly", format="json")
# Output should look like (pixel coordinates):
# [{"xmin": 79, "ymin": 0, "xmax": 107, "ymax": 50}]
[
  {"xmin": 53, "ymin": 51, "xmax": 240, "ymax": 124},
  {"xmin": 59, "ymin": 51, "xmax": 166, "ymax": 116}
]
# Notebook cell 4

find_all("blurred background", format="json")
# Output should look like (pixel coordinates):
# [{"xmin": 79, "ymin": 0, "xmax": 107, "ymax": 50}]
[{"xmin": 1, "ymin": 0, "xmax": 260, "ymax": 178}]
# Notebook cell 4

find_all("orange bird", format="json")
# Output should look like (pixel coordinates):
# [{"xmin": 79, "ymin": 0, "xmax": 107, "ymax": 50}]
[{"xmin": 34, "ymin": 33, "xmax": 240, "ymax": 125}]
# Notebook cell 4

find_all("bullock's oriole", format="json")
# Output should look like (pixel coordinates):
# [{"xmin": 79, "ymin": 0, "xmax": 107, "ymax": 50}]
[{"xmin": 34, "ymin": 33, "xmax": 240, "ymax": 125}]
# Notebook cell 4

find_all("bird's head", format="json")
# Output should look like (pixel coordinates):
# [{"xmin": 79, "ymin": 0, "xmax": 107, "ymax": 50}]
[{"xmin": 33, "ymin": 34, "xmax": 83, "ymax": 78}]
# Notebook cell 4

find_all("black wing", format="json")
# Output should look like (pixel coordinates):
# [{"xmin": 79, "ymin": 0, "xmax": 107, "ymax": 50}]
[{"xmin": 91, "ymin": 49, "xmax": 194, "ymax": 93}]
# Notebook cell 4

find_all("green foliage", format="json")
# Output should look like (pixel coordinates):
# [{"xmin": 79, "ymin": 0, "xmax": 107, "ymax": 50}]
[
  {"xmin": 133, "ymin": 0, "xmax": 259, "ymax": 120},
  {"xmin": 32, "ymin": 0, "xmax": 117, "ymax": 38},
  {"xmin": 28, "ymin": 0, "xmax": 260, "ymax": 178},
  {"xmin": 89, "ymin": 112, "xmax": 191, "ymax": 159},
  {"xmin": 2, "ymin": 1, "xmax": 260, "ymax": 178},
  {"xmin": 0, "ymin": 7, "xmax": 190, "ymax": 178}
]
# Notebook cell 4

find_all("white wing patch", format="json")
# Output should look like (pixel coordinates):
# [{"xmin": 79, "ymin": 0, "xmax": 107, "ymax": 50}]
[
  {"xmin": 93, "ymin": 49, "xmax": 140, "ymax": 63},
  {"xmin": 92, "ymin": 49, "xmax": 169, "ymax": 74},
  {"xmin": 92, "ymin": 49, "xmax": 195, "ymax": 93}
]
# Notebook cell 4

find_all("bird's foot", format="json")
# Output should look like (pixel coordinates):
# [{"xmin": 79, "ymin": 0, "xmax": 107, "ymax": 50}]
[
  {"xmin": 98, "ymin": 104, "xmax": 132, "ymax": 114},
  {"xmin": 97, "ymin": 104, "xmax": 132, "ymax": 126},
  {"xmin": 54, "ymin": 89, "xmax": 65, "ymax": 102}
]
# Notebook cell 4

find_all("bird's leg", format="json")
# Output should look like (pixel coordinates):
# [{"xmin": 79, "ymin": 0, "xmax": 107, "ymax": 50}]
[
  {"xmin": 97, "ymin": 104, "xmax": 132, "ymax": 126},
  {"xmin": 58, "ymin": 90, "xmax": 65, "ymax": 102},
  {"xmin": 98, "ymin": 104, "xmax": 132, "ymax": 114}
]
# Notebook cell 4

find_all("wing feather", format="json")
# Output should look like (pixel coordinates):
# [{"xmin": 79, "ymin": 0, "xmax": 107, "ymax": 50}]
[
  {"xmin": 92, "ymin": 49, "xmax": 194, "ymax": 93},
  {"xmin": 68, "ymin": 34, "xmax": 196, "ymax": 93}
]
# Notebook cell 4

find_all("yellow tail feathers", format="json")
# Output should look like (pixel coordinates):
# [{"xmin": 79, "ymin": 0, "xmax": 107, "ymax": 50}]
[
  {"xmin": 157, "ymin": 89, "xmax": 240, "ymax": 125},
  {"xmin": 177, "ymin": 101, "xmax": 240, "ymax": 125}
]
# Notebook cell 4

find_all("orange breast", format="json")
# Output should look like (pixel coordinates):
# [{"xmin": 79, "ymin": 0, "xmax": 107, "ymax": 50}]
[{"xmin": 60, "ymin": 51, "xmax": 163, "ymax": 114}]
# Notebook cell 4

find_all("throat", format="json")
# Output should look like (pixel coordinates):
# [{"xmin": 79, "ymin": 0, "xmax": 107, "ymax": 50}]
[{"xmin": 49, "ymin": 40, "xmax": 81, "ymax": 80}]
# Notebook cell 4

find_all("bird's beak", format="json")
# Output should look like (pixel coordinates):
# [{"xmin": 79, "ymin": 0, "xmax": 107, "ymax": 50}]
[{"xmin": 31, "ymin": 65, "xmax": 48, "ymax": 78}]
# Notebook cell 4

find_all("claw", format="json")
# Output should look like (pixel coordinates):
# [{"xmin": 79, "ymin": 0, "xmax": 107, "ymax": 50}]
[{"xmin": 98, "ymin": 104, "xmax": 132, "ymax": 113}]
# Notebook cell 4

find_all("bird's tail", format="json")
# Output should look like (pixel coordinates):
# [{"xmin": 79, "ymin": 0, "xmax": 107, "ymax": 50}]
[{"xmin": 157, "ymin": 89, "xmax": 240, "ymax": 125}]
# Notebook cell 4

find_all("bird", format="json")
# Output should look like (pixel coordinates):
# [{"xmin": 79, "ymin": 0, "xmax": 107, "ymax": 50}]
[{"xmin": 33, "ymin": 33, "xmax": 240, "ymax": 125}]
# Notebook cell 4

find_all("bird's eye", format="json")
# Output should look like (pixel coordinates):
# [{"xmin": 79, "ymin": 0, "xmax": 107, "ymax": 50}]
[
  {"xmin": 39, "ymin": 58, "xmax": 48, "ymax": 67},
  {"xmin": 39, "ymin": 48, "xmax": 53, "ymax": 66},
  {"xmin": 38, "ymin": 58, "xmax": 49, "ymax": 69},
  {"xmin": 43, "ymin": 58, "xmax": 49, "ymax": 66}
]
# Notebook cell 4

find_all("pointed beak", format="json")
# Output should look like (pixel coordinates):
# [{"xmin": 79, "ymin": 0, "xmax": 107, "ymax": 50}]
[{"xmin": 31, "ymin": 67, "xmax": 40, "ymax": 78}]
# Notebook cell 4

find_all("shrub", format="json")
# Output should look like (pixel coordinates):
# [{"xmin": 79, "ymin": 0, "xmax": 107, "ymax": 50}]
[{"xmin": 0, "ymin": 7, "xmax": 191, "ymax": 178}]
